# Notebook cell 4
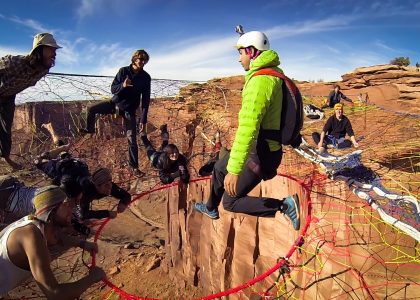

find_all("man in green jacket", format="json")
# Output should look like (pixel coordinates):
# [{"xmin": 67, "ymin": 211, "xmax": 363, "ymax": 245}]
[{"xmin": 194, "ymin": 31, "xmax": 300, "ymax": 230}]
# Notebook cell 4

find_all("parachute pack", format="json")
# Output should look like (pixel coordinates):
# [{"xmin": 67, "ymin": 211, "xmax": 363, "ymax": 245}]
[
  {"xmin": 252, "ymin": 68, "xmax": 303, "ymax": 148},
  {"xmin": 52, "ymin": 157, "xmax": 90, "ymax": 186}
]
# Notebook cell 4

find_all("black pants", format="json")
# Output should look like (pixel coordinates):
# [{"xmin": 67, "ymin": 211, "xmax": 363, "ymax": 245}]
[
  {"xmin": 86, "ymin": 100, "xmax": 139, "ymax": 168},
  {"xmin": 206, "ymin": 150, "xmax": 284, "ymax": 217},
  {"xmin": 0, "ymin": 96, "xmax": 16, "ymax": 158}
]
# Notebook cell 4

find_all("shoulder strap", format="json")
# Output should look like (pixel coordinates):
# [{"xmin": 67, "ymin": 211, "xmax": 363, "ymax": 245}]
[{"xmin": 252, "ymin": 69, "xmax": 299, "ymax": 97}]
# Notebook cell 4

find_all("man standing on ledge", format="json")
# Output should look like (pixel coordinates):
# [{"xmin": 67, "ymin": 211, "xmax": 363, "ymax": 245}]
[
  {"xmin": 80, "ymin": 49, "xmax": 151, "ymax": 177},
  {"xmin": 0, "ymin": 33, "xmax": 61, "ymax": 170},
  {"xmin": 194, "ymin": 30, "xmax": 300, "ymax": 230}
]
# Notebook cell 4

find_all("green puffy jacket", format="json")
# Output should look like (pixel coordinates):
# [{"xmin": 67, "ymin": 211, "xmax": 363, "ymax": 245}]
[{"xmin": 227, "ymin": 50, "xmax": 283, "ymax": 175}]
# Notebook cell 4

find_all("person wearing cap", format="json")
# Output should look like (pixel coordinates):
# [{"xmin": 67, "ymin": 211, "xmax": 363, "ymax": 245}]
[
  {"xmin": 0, "ymin": 33, "xmax": 61, "ymax": 170},
  {"xmin": 79, "ymin": 167, "xmax": 131, "ymax": 220},
  {"xmin": 0, "ymin": 186, "xmax": 105, "ymax": 298},
  {"xmin": 194, "ymin": 30, "xmax": 300, "ymax": 231},
  {"xmin": 323, "ymin": 84, "xmax": 353, "ymax": 109},
  {"xmin": 79, "ymin": 49, "xmax": 151, "ymax": 177},
  {"xmin": 312, "ymin": 103, "xmax": 359, "ymax": 153}
]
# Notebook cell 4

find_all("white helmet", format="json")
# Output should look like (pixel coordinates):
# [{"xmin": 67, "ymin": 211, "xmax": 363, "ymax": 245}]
[{"xmin": 236, "ymin": 31, "xmax": 270, "ymax": 51}]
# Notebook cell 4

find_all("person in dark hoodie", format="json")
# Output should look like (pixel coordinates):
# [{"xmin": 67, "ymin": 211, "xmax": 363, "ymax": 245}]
[
  {"xmin": 140, "ymin": 127, "xmax": 190, "ymax": 184},
  {"xmin": 76, "ymin": 167, "xmax": 131, "ymax": 220},
  {"xmin": 79, "ymin": 49, "xmax": 151, "ymax": 177},
  {"xmin": 323, "ymin": 84, "xmax": 352, "ymax": 108}
]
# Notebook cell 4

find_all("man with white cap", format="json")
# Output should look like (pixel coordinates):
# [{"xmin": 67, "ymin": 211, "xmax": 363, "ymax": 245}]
[
  {"xmin": 0, "ymin": 33, "xmax": 61, "ymax": 170},
  {"xmin": 0, "ymin": 185, "xmax": 105, "ymax": 298}
]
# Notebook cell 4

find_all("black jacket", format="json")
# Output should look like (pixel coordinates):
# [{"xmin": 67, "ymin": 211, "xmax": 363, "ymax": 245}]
[
  {"xmin": 323, "ymin": 115, "xmax": 355, "ymax": 139},
  {"xmin": 111, "ymin": 65, "xmax": 151, "ymax": 123},
  {"xmin": 80, "ymin": 182, "xmax": 131, "ymax": 219},
  {"xmin": 327, "ymin": 90, "xmax": 350, "ymax": 108},
  {"xmin": 154, "ymin": 153, "xmax": 190, "ymax": 184}
]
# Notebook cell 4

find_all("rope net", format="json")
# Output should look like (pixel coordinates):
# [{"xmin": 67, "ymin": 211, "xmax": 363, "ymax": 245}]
[{"xmin": 3, "ymin": 73, "xmax": 419, "ymax": 299}]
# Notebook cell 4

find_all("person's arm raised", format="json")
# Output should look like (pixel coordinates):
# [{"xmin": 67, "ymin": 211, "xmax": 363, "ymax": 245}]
[{"xmin": 21, "ymin": 225, "xmax": 105, "ymax": 300}]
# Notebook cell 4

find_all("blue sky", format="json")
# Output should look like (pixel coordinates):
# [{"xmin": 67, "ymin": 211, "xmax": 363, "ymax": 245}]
[{"xmin": 1, "ymin": 0, "xmax": 419, "ymax": 81}]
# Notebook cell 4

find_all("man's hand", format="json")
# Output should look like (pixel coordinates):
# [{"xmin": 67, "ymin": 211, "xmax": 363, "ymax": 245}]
[
  {"xmin": 117, "ymin": 203, "xmax": 127, "ymax": 213},
  {"xmin": 317, "ymin": 142, "xmax": 323, "ymax": 150},
  {"xmin": 123, "ymin": 76, "xmax": 133, "ymax": 88},
  {"xmin": 224, "ymin": 173, "xmax": 239, "ymax": 197},
  {"xmin": 109, "ymin": 211, "xmax": 118, "ymax": 219},
  {"xmin": 353, "ymin": 141, "xmax": 359, "ymax": 148}
]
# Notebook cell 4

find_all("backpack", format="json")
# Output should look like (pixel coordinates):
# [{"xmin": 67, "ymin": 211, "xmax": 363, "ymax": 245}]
[
  {"xmin": 252, "ymin": 68, "xmax": 303, "ymax": 148},
  {"xmin": 53, "ymin": 157, "xmax": 90, "ymax": 186}
]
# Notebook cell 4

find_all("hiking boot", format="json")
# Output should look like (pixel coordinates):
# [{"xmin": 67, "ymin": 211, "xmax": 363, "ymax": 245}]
[
  {"xmin": 283, "ymin": 194, "xmax": 300, "ymax": 231},
  {"xmin": 194, "ymin": 203, "xmax": 219, "ymax": 219}
]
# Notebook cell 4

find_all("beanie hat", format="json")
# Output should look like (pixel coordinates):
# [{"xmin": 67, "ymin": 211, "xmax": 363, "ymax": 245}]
[
  {"xmin": 33, "ymin": 185, "xmax": 67, "ymax": 222},
  {"xmin": 334, "ymin": 103, "xmax": 343, "ymax": 110},
  {"xmin": 92, "ymin": 168, "xmax": 112, "ymax": 186}
]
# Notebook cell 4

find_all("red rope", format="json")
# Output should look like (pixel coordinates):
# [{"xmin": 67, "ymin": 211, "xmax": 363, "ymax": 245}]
[{"xmin": 89, "ymin": 174, "xmax": 312, "ymax": 299}]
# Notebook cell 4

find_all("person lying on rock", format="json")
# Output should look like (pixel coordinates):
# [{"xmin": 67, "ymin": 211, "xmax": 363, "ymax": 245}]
[
  {"xmin": 79, "ymin": 167, "xmax": 131, "ymax": 220},
  {"xmin": 34, "ymin": 148, "xmax": 131, "ymax": 220},
  {"xmin": 0, "ymin": 174, "xmax": 82, "ymax": 226},
  {"xmin": 140, "ymin": 126, "xmax": 190, "ymax": 184},
  {"xmin": 312, "ymin": 103, "xmax": 359, "ymax": 153},
  {"xmin": 193, "ymin": 30, "xmax": 300, "ymax": 231},
  {"xmin": 322, "ymin": 84, "xmax": 353, "ymax": 109},
  {"xmin": 0, "ymin": 186, "xmax": 105, "ymax": 298}
]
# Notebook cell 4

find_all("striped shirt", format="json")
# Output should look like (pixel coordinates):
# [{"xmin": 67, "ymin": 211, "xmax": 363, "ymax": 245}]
[{"xmin": 0, "ymin": 55, "xmax": 48, "ymax": 98}]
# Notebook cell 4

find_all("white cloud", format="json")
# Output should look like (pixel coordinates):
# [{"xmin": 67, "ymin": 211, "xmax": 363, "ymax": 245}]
[
  {"xmin": 76, "ymin": 0, "xmax": 152, "ymax": 20},
  {"xmin": 77, "ymin": 0, "xmax": 101, "ymax": 19},
  {"xmin": 8, "ymin": 15, "xmax": 54, "ymax": 33},
  {"xmin": 0, "ymin": 46, "xmax": 26, "ymax": 57}
]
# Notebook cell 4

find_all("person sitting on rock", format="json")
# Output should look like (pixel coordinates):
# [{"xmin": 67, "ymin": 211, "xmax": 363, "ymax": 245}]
[
  {"xmin": 312, "ymin": 103, "xmax": 359, "ymax": 153},
  {"xmin": 323, "ymin": 84, "xmax": 352, "ymax": 108},
  {"xmin": 140, "ymin": 126, "xmax": 190, "ymax": 184},
  {"xmin": 78, "ymin": 168, "xmax": 131, "ymax": 220}
]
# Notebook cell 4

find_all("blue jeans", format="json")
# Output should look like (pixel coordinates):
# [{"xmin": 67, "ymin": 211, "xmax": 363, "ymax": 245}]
[{"xmin": 312, "ymin": 132, "xmax": 352, "ymax": 149}]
